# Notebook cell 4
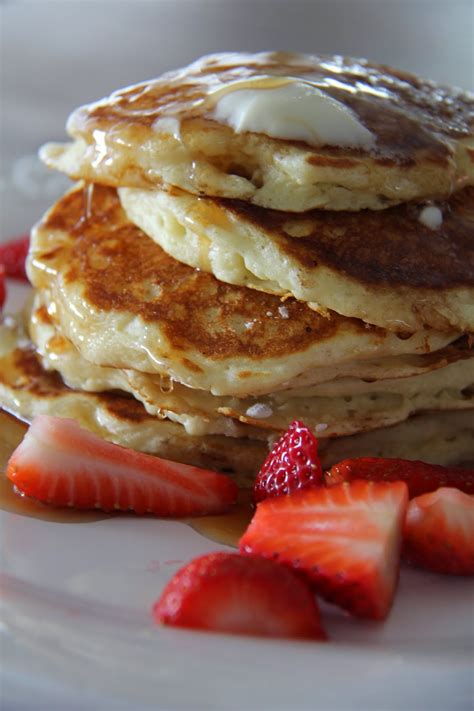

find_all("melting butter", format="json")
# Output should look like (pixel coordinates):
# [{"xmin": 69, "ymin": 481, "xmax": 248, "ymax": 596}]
[{"xmin": 209, "ymin": 76, "xmax": 375, "ymax": 149}]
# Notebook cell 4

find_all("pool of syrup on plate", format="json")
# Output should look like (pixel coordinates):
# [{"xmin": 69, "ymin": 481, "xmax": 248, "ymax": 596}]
[{"xmin": 0, "ymin": 410, "xmax": 252, "ymax": 545}]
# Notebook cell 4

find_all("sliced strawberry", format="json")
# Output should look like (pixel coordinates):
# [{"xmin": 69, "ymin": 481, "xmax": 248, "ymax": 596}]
[
  {"xmin": 153, "ymin": 551, "xmax": 327, "ymax": 639},
  {"xmin": 240, "ymin": 480, "xmax": 408, "ymax": 620},
  {"xmin": 0, "ymin": 264, "xmax": 5, "ymax": 310},
  {"xmin": 0, "ymin": 235, "xmax": 30, "ymax": 281},
  {"xmin": 254, "ymin": 420, "xmax": 323, "ymax": 502},
  {"xmin": 326, "ymin": 457, "xmax": 474, "ymax": 499},
  {"xmin": 7, "ymin": 415, "xmax": 238, "ymax": 516},
  {"xmin": 404, "ymin": 487, "xmax": 474, "ymax": 575}
]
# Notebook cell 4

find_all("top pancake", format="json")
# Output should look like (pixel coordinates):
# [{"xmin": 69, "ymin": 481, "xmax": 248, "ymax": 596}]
[
  {"xmin": 40, "ymin": 52, "xmax": 474, "ymax": 212},
  {"xmin": 27, "ymin": 183, "xmax": 459, "ymax": 397}
]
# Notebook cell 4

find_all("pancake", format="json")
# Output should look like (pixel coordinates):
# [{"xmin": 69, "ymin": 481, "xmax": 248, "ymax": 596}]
[
  {"xmin": 27, "ymin": 183, "xmax": 462, "ymax": 397},
  {"xmin": 320, "ymin": 409, "xmax": 474, "ymax": 466},
  {"xmin": 29, "ymin": 297, "xmax": 474, "ymax": 439},
  {"xmin": 30, "ymin": 288, "xmax": 473, "ymax": 385},
  {"xmin": 1, "ymin": 321, "xmax": 473, "ymax": 475},
  {"xmin": 120, "ymin": 186, "xmax": 474, "ymax": 333},
  {"xmin": 27, "ymin": 298, "xmax": 265, "ymax": 440},
  {"xmin": 0, "ymin": 320, "xmax": 267, "ymax": 483},
  {"xmin": 40, "ymin": 52, "xmax": 474, "ymax": 213}
]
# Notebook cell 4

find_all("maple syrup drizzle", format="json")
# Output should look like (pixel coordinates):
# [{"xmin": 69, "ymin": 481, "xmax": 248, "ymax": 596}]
[
  {"xmin": 0, "ymin": 410, "xmax": 251, "ymax": 544},
  {"xmin": 83, "ymin": 181, "xmax": 94, "ymax": 220},
  {"xmin": 185, "ymin": 488, "xmax": 253, "ymax": 547}
]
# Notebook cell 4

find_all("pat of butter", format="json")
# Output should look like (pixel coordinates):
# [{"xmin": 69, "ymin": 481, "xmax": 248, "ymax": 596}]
[{"xmin": 210, "ymin": 78, "xmax": 375, "ymax": 149}]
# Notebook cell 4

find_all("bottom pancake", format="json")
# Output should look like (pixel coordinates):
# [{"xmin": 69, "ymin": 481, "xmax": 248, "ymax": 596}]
[{"xmin": 1, "ymin": 320, "xmax": 473, "ymax": 481}]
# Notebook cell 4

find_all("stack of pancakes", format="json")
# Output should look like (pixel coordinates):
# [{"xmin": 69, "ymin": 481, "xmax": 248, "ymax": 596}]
[{"xmin": 1, "ymin": 52, "xmax": 473, "ymax": 482}]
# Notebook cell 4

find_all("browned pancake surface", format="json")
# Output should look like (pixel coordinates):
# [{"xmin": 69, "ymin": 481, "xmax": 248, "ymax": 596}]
[
  {"xmin": 222, "ymin": 187, "xmax": 474, "ymax": 289},
  {"xmin": 1, "ymin": 346, "xmax": 153, "ymax": 424},
  {"xmin": 40, "ymin": 184, "xmax": 378, "ymax": 362}
]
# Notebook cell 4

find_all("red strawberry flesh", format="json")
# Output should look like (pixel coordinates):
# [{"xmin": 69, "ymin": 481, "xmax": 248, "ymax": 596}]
[
  {"xmin": 153, "ymin": 551, "xmax": 327, "ymax": 639},
  {"xmin": 404, "ymin": 487, "xmax": 474, "ymax": 575},
  {"xmin": 0, "ymin": 264, "xmax": 5, "ymax": 310},
  {"xmin": 240, "ymin": 480, "xmax": 408, "ymax": 620},
  {"xmin": 0, "ymin": 235, "xmax": 30, "ymax": 281},
  {"xmin": 254, "ymin": 420, "xmax": 323, "ymax": 502},
  {"xmin": 7, "ymin": 415, "xmax": 238, "ymax": 516},
  {"xmin": 326, "ymin": 457, "xmax": 474, "ymax": 498}
]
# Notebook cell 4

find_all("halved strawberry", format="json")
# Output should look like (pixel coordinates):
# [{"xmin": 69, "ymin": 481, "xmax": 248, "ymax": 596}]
[
  {"xmin": 153, "ymin": 551, "xmax": 327, "ymax": 639},
  {"xmin": 404, "ymin": 487, "xmax": 474, "ymax": 575},
  {"xmin": 240, "ymin": 480, "xmax": 408, "ymax": 620},
  {"xmin": 7, "ymin": 415, "xmax": 238, "ymax": 516},
  {"xmin": 254, "ymin": 420, "xmax": 323, "ymax": 502},
  {"xmin": 0, "ymin": 235, "xmax": 30, "ymax": 281},
  {"xmin": 0, "ymin": 264, "xmax": 5, "ymax": 310},
  {"xmin": 326, "ymin": 457, "xmax": 474, "ymax": 499}
]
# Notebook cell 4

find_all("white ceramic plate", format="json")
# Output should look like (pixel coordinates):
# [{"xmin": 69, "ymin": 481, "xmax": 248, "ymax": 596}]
[{"xmin": 1, "ymin": 264, "xmax": 473, "ymax": 711}]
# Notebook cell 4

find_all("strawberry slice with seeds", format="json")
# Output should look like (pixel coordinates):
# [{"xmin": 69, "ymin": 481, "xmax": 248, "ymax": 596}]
[
  {"xmin": 0, "ymin": 234, "xmax": 30, "ymax": 281},
  {"xmin": 153, "ymin": 551, "xmax": 327, "ymax": 639},
  {"xmin": 7, "ymin": 415, "xmax": 238, "ymax": 516},
  {"xmin": 254, "ymin": 420, "xmax": 323, "ymax": 502},
  {"xmin": 404, "ymin": 487, "xmax": 474, "ymax": 575},
  {"xmin": 326, "ymin": 457, "xmax": 474, "ymax": 499},
  {"xmin": 240, "ymin": 480, "xmax": 408, "ymax": 620}
]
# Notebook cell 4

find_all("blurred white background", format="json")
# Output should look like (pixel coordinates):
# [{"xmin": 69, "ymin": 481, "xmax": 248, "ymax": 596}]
[{"xmin": 1, "ymin": 0, "xmax": 473, "ymax": 240}]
